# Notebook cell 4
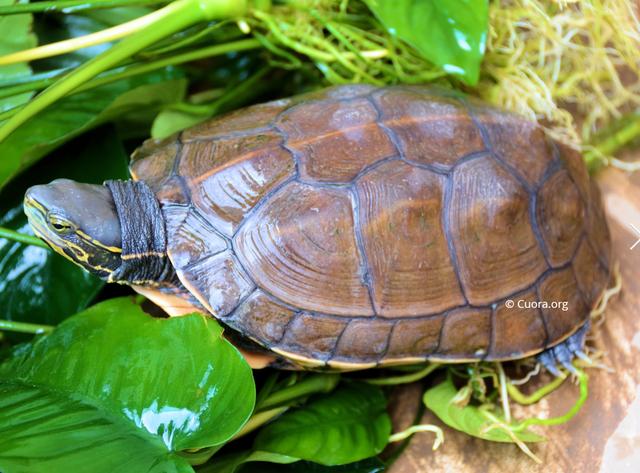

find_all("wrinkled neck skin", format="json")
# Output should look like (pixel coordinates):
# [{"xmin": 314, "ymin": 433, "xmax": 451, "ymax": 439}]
[{"xmin": 105, "ymin": 180, "xmax": 174, "ymax": 287}]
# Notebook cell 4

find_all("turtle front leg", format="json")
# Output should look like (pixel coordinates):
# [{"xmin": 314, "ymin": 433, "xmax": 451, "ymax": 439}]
[{"xmin": 538, "ymin": 321, "xmax": 591, "ymax": 376}]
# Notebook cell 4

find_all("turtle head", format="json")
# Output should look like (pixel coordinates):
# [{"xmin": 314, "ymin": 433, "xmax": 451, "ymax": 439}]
[{"xmin": 23, "ymin": 179, "xmax": 123, "ymax": 279}]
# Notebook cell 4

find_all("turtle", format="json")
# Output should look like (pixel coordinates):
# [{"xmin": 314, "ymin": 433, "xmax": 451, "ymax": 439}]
[{"xmin": 23, "ymin": 84, "xmax": 612, "ymax": 373}]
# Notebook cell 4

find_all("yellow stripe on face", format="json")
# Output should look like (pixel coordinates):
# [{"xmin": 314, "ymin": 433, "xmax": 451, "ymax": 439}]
[{"xmin": 76, "ymin": 229, "xmax": 122, "ymax": 253}]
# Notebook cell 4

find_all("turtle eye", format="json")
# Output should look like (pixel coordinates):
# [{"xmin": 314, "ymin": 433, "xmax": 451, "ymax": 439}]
[{"xmin": 48, "ymin": 215, "xmax": 74, "ymax": 234}]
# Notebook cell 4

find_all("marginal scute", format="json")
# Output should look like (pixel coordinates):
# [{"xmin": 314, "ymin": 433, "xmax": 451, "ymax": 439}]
[
  {"xmin": 558, "ymin": 143, "xmax": 591, "ymax": 203},
  {"xmin": 356, "ymin": 160, "xmax": 464, "ymax": 316},
  {"xmin": 382, "ymin": 315, "xmax": 444, "ymax": 362},
  {"xmin": 226, "ymin": 290, "xmax": 295, "ymax": 345},
  {"xmin": 537, "ymin": 267, "xmax": 587, "ymax": 346},
  {"xmin": 235, "ymin": 181, "xmax": 374, "ymax": 316},
  {"xmin": 586, "ymin": 181, "xmax": 612, "ymax": 269},
  {"xmin": 450, "ymin": 156, "xmax": 547, "ymax": 304},
  {"xmin": 179, "ymin": 131, "xmax": 295, "ymax": 236},
  {"xmin": 277, "ymin": 314, "xmax": 347, "ymax": 362},
  {"xmin": 164, "ymin": 205, "xmax": 226, "ymax": 269},
  {"xmin": 572, "ymin": 239, "xmax": 610, "ymax": 308},
  {"xmin": 181, "ymin": 99, "xmax": 292, "ymax": 142},
  {"xmin": 492, "ymin": 290, "xmax": 547, "ymax": 359},
  {"xmin": 130, "ymin": 135, "xmax": 179, "ymax": 190},
  {"xmin": 176, "ymin": 251, "xmax": 254, "ymax": 317},
  {"xmin": 154, "ymin": 176, "xmax": 189, "ymax": 205},
  {"xmin": 537, "ymin": 170, "xmax": 586, "ymax": 267},
  {"xmin": 276, "ymin": 97, "xmax": 396, "ymax": 182},
  {"xmin": 372, "ymin": 87, "xmax": 485, "ymax": 170},
  {"xmin": 332, "ymin": 318, "xmax": 394, "ymax": 363},
  {"xmin": 437, "ymin": 307, "xmax": 491, "ymax": 359},
  {"xmin": 473, "ymin": 106, "xmax": 554, "ymax": 187},
  {"xmin": 295, "ymin": 84, "xmax": 377, "ymax": 102}
]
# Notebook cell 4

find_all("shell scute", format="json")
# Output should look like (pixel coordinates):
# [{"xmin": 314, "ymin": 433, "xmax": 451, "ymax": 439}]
[
  {"xmin": 356, "ymin": 160, "xmax": 464, "ymax": 316},
  {"xmin": 492, "ymin": 289, "xmax": 547, "ymax": 359},
  {"xmin": 472, "ymin": 106, "xmax": 555, "ymax": 187},
  {"xmin": 234, "ymin": 181, "xmax": 374, "ymax": 316},
  {"xmin": 537, "ymin": 169, "xmax": 586, "ymax": 267},
  {"xmin": 537, "ymin": 267, "xmax": 587, "ymax": 346},
  {"xmin": 382, "ymin": 316, "xmax": 444, "ymax": 363},
  {"xmin": 226, "ymin": 290, "xmax": 295, "ymax": 345},
  {"xmin": 437, "ymin": 307, "xmax": 491, "ymax": 360},
  {"xmin": 372, "ymin": 87, "xmax": 485, "ymax": 169},
  {"xmin": 179, "ymin": 131, "xmax": 295, "ymax": 236},
  {"xmin": 276, "ymin": 97, "xmax": 396, "ymax": 182},
  {"xmin": 450, "ymin": 156, "xmax": 547, "ymax": 305}
]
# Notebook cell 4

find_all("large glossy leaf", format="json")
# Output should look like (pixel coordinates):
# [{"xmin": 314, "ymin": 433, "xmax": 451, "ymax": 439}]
[
  {"xmin": 0, "ymin": 297, "xmax": 255, "ymax": 472},
  {"xmin": 254, "ymin": 383, "xmax": 391, "ymax": 466},
  {"xmin": 364, "ymin": 0, "xmax": 488, "ymax": 85},
  {"xmin": 0, "ymin": 385, "xmax": 193, "ymax": 473},
  {"xmin": 0, "ymin": 0, "xmax": 37, "ymax": 111},
  {"xmin": 0, "ymin": 73, "xmax": 187, "ymax": 189},
  {"xmin": 0, "ymin": 127, "xmax": 128, "ymax": 335},
  {"xmin": 423, "ymin": 375, "xmax": 545, "ymax": 443}
]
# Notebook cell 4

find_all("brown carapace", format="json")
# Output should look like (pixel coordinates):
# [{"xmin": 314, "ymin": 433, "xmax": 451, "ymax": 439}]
[{"xmin": 130, "ymin": 85, "xmax": 611, "ymax": 370}]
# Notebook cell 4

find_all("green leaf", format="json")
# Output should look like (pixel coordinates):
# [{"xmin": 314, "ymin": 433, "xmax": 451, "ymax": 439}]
[
  {"xmin": 0, "ymin": 0, "xmax": 37, "ymax": 111},
  {"xmin": 0, "ymin": 72, "xmax": 187, "ymax": 189},
  {"xmin": 0, "ymin": 127, "xmax": 129, "ymax": 339},
  {"xmin": 364, "ymin": 0, "xmax": 488, "ymax": 85},
  {"xmin": 152, "ymin": 106, "xmax": 210, "ymax": 139},
  {"xmin": 254, "ymin": 383, "xmax": 391, "ymax": 466},
  {"xmin": 423, "ymin": 375, "xmax": 545, "ymax": 443},
  {"xmin": 0, "ymin": 297, "xmax": 256, "ymax": 472},
  {"xmin": 0, "ymin": 385, "xmax": 194, "ymax": 473}
]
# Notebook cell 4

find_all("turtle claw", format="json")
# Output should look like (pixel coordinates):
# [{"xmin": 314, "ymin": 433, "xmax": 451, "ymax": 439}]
[{"xmin": 538, "ymin": 322, "xmax": 590, "ymax": 376}]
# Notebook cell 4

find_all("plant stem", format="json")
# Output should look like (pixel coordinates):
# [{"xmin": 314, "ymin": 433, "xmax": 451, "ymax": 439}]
[
  {"xmin": 585, "ymin": 111, "xmax": 640, "ymax": 170},
  {"xmin": 507, "ymin": 373, "xmax": 567, "ymax": 405},
  {"xmin": 516, "ymin": 370, "xmax": 588, "ymax": 428},
  {"xmin": 233, "ymin": 406, "xmax": 288, "ymax": 439},
  {"xmin": 388, "ymin": 424, "xmax": 444, "ymax": 450},
  {"xmin": 0, "ymin": 0, "xmax": 248, "ymax": 142},
  {"xmin": 257, "ymin": 373, "xmax": 339, "ymax": 411},
  {"xmin": 0, "ymin": 227, "xmax": 50, "ymax": 249},
  {"xmin": 364, "ymin": 363, "xmax": 441, "ymax": 385},
  {"xmin": 0, "ymin": 7, "xmax": 176, "ymax": 67},
  {"xmin": 0, "ymin": 39, "xmax": 261, "ymax": 123},
  {"xmin": 0, "ymin": 0, "xmax": 168, "ymax": 16},
  {"xmin": 0, "ymin": 320, "xmax": 54, "ymax": 334}
]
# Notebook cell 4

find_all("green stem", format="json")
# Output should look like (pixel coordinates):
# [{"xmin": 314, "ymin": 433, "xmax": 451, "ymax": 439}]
[
  {"xmin": 585, "ymin": 111, "xmax": 640, "ymax": 170},
  {"xmin": 516, "ymin": 370, "xmax": 588, "ymax": 428},
  {"xmin": 0, "ymin": 0, "xmax": 248, "ymax": 142},
  {"xmin": 507, "ymin": 373, "xmax": 567, "ymax": 405},
  {"xmin": 0, "ymin": 227, "xmax": 50, "ymax": 249},
  {"xmin": 0, "ymin": 39, "xmax": 261, "ymax": 122},
  {"xmin": 257, "ymin": 373, "xmax": 339, "ymax": 411},
  {"xmin": 0, "ymin": 0, "xmax": 168, "ymax": 15},
  {"xmin": 0, "ymin": 320, "xmax": 54, "ymax": 334},
  {"xmin": 364, "ymin": 363, "xmax": 441, "ymax": 385},
  {"xmin": 233, "ymin": 406, "xmax": 288, "ymax": 439}
]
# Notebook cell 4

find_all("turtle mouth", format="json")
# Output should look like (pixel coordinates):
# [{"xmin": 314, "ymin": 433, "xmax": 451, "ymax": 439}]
[{"xmin": 23, "ymin": 194, "xmax": 68, "ymax": 256}]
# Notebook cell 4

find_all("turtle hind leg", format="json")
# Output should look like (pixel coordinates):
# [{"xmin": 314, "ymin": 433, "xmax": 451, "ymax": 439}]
[{"xmin": 538, "ymin": 321, "xmax": 591, "ymax": 376}]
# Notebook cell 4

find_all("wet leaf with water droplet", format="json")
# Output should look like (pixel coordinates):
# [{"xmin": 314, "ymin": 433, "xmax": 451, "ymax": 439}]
[
  {"xmin": 364, "ymin": 0, "xmax": 488, "ymax": 85},
  {"xmin": 0, "ymin": 297, "xmax": 255, "ymax": 472}
]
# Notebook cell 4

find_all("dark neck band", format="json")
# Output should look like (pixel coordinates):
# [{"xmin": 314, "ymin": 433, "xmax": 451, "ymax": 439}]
[{"xmin": 105, "ymin": 180, "xmax": 172, "ymax": 285}]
